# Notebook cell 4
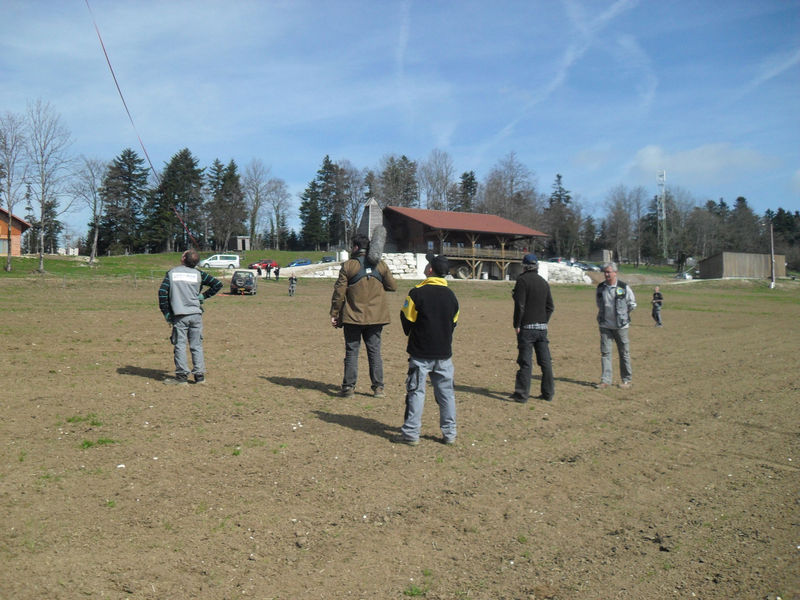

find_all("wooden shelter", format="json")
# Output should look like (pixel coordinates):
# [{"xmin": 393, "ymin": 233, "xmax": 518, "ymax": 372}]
[
  {"xmin": 382, "ymin": 206, "xmax": 548, "ymax": 279},
  {"xmin": 698, "ymin": 251, "xmax": 786, "ymax": 280},
  {"xmin": 0, "ymin": 208, "xmax": 31, "ymax": 257}
]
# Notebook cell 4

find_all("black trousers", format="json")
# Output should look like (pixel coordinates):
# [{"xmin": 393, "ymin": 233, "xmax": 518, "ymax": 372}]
[{"xmin": 514, "ymin": 328, "xmax": 554, "ymax": 400}]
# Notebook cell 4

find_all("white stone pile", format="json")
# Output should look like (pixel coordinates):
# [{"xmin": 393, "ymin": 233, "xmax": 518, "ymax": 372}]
[
  {"xmin": 305, "ymin": 253, "xmax": 423, "ymax": 279},
  {"xmin": 538, "ymin": 262, "xmax": 593, "ymax": 284},
  {"xmin": 302, "ymin": 253, "xmax": 592, "ymax": 284}
]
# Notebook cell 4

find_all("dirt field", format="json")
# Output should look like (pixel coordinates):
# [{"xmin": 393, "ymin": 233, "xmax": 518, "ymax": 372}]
[{"xmin": 1, "ymin": 274, "xmax": 798, "ymax": 599}]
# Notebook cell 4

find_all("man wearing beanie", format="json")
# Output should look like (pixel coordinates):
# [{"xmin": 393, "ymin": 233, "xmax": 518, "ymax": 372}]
[
  {"xmin": 509, "ymin": 253, "xmax": 555, "ymax": 402},
  {"xmin": 395, "ymin": 253, "xmax": 460, "ymax": 446}
]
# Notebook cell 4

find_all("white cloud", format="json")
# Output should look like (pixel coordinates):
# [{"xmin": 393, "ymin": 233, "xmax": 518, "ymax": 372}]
[{"xmin": 627, "ymin": 143, "xmax": 773, "ymax": 185}]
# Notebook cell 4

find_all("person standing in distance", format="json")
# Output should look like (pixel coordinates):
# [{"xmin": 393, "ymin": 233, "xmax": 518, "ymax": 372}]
[
  {"xmin": 596, "ymin": 262, "xmax": 636, "ymax": 389},
  {"xmin": 158, "ymin": 249, "xmax": 223, "ymax": 385},
  {"xmin": 395, "ymin": 253, "xmax": 460, "ymax": 446},
  {"xmin": 651, "ymin": 285, "xmax": 663, "ymax": 327},
  {"xmin": 509, "ymin": 253, "xmax": 554, "ymax": 403},
  {"xmin": 330, "ymin": 234, "xmax": 397, "ymax": 398}
]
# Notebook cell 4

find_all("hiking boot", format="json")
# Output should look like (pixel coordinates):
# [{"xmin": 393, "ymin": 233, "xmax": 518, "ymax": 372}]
[
  {"xmin": 373, "ymin": 387, "xmax": 386, "ymax": 398},
  {"xmin": 194, "ymin": 374, "xmax": 206, "ymax": 384},
  {"xmin": 391, "ymin": 435, "xmax": 419, "ymax": 446},
  {"xmin": 442, "ymin": 437, "xmax": 456, "ymax": 446},
  {"xmin": 164, "ymin": 375, "xmax": 188, "ymax": 385},
  {"xmin": 340, "ymin": 387, "xmax": 355, "ymax": 398}
]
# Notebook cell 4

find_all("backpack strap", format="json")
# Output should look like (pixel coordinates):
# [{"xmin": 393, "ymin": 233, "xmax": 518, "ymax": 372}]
[{"xmin": 348, "ymin": 255, "xmax": 383, "ymax": 286}]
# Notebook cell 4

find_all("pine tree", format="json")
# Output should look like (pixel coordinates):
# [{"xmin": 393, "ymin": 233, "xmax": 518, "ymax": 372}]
[
  {"xmin": 298, "ymin": 179, "xmax": 326, "ymax": 250},
  {"xmin": 142, "ymin": 149, "xmax": 204, "ymax": 252},
  {"xmin": 98, "ymin": 148, "xmax": 148, "ymax": 255}
]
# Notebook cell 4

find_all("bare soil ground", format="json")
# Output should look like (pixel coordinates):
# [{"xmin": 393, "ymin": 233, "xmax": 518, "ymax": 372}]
[{"xmin": 1, "ymin": 275, "xmax": 798, "ymax": 599}]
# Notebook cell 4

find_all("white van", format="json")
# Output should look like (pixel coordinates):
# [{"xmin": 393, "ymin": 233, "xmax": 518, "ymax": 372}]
[{"xmin": 199, "ymin": 254, "xmax": 240, "ymax": 269}]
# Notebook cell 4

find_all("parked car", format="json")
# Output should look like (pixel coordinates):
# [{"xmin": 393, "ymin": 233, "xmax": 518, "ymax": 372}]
[
  {"xmin": 230, "ymin": 270, "xmax": 258, "ymax": 295},
  {"xmin": 321, "ymin": 256, "xmax": 336, "ymax": 263},
  {"xmin": 199, "ymin": 254, "xmax": 240, "ymax": 269},
  {"xmin": 574, "ymin": 261, "xmax": 600, "ymax": 271},
  {"xmin": 248, "ymin": 259, "xmax": 278, "ymax": 272},
  {"xmin": 286, "ymin": 258, "xmax": 312, "ymax": 267}
]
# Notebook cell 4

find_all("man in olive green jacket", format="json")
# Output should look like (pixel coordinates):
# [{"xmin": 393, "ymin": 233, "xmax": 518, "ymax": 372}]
[{"xmin": 330, "ymin": 234, "xmax": 397, "ymax": 398}]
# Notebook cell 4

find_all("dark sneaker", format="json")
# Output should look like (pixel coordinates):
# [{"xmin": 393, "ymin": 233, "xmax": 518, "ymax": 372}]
[
  {"xmin": 194, "ymin": 374, "xmax": 206, "ymax": 384},
  {"xmin": 340, "ymin": 387, "xmax": 355, "ymax": 398},
  {"xmin": 391, "ymin": 435, "xmax": 419, "ymax": 446},
  {"xmin": 373, "ymin": 387, "xmax": 385, "ymax": 398},
  {"xmin": 442, "ymin": 437, "xmax": 456, "ymax": 446},
  {"xmin": 164, "ymin": 375, "xmax": 188, "ymax": 386},
  {"xmin": 536, "ymin": 394, "xmax": 553, "ymax": 402},
  {"xmin": 509, "ymin": 393, "xmax": 527, "ymax": 403}
]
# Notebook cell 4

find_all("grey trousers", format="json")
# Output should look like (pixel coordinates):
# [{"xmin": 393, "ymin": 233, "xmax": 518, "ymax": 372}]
[
  {"xmin": 401, "ymin": 356, "xmax": 457, "ymax": 442},
  {"xmin": 342, "ymin": 324, "xmax": 384, "ymax": 391},
  {"xmin": 172, "ymin": 313, "xmax": 205, "ymax": 377},
  {"xmin": 599, "ymin": 326, "xmax": 632, "ymax": 384}
]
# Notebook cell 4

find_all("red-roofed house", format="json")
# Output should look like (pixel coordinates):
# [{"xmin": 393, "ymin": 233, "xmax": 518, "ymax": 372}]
[
  {"xmin": 1, "ymin": 208, "xmax": 31, "ymax": 257},
  {"xmin": 359, "ymin": 200, "xmax": 548, "ymax": 279}
]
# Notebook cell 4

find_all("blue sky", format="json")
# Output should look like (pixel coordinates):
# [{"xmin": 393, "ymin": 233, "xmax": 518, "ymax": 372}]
[{"xmin": 2, "ymin": 0, "xmax": 798, "ymax": 236}]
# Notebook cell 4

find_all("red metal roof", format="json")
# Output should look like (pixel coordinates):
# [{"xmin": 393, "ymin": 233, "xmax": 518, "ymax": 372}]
[{"xmin": 385, "ymin": 206, "xmax": 547, "ymax": 237}]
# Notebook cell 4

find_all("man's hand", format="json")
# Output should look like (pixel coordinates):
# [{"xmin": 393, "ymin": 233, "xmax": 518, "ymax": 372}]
[
  {"xmin": 197, "ymin": 293, "xmax": 205, "ymax": 304},
  {"xmin": 164, "ymin": 313, "xmax": 172, "ymax": 324},
  {"xmin": 331, "ymin": 316, "xmax": 340, "ymax": 328}
]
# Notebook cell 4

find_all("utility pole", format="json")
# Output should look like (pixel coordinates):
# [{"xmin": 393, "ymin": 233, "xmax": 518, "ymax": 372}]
[{"xmin": 657, "ymin": 170, "xmax": 667, "ymax": 261}]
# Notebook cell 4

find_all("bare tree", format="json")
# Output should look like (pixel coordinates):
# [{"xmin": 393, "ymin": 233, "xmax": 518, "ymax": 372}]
[
  {"xmin": 0, "ymin": 111, "xmax": 27, "ymax": 271},
  {"xmin": 419, "ymin": 148, "xmax": 454, "ymax": 210},
  {"xmin": 243, "ymin": 158, "xmax": 270, "ymax": 249},
  {"xmin": 264, "ymin": 177, "xmax": 291, "ymax": 250},
  {"xmin": 480, "ymin": 151, "xmax": 543, "ymax": 228},
  {"xmin": 69, "ymin": 157, "xmax": 107, "ymax": 265},
  {"xmin": 25, "ymin": 99, "xmax": 73, "ymax": 272},
  {"xmin": 336, "ymin": 159, "xmax": 366, "ymax": 247},
  {"xmin": 603, "ymin": 185, "xmax": 633, "ymax": 262}
]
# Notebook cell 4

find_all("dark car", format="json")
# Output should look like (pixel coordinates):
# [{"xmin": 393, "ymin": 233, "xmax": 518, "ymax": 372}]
[
  {"xmin": 230, "ymin": 270, "xmax": 258, "ymax": 295},
  {"xmin": 248, "ymin": 259, "xmax": 278, "ymax": 272},
  {"xmin": 286, "ymin": 258, "xmax": 312, "ymax": 267},
  {"xmin": 321, "ymin": 256, "xmax": 336, "ymax": 263}
]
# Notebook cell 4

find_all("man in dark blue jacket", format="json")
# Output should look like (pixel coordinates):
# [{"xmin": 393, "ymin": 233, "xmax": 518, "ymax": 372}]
[
  {"xmin": 510, "ymin": 253, "xmax": 555, "ymax": 402},
  {"xmin": 395, "ymin": 253, "xmax": 460, "ymax": 446}
]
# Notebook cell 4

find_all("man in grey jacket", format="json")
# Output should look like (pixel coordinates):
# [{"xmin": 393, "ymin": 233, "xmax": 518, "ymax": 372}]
[
  {"xmin": 596, "ymin": 262, "xmax": 636, "ymax": 389},
  {"xmin": 158, "ymin": 249, "xmax": 222, "ymax": 385}
]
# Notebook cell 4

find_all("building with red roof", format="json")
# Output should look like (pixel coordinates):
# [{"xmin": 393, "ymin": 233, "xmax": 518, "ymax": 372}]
[
  {"xmin": 1, "ymin": 208, "xmax": 32, "ymax": 257},
  {"xmin": 358, "ymin": 199, "xmax": 548, "ymax": 279}
]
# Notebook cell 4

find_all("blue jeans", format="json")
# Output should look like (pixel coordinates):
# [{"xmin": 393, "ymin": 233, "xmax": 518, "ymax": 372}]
[
  {"xmin": 514, "ymin": 328, "xmax": 554, "ymax": 400},
  {"xmin": 401, "ymin": 356, "xmax": 457, "ymax": 442},
  {"xmin": 342, "ymin": 324, "xmax": 384, "ymax": 391},
  {"xmin": 599, "ymin": 326, "xmax": 632, "ymax": 384},
  {"xmin": 172, "ymin": 313, "xmax": 205, "ymax": 377}
]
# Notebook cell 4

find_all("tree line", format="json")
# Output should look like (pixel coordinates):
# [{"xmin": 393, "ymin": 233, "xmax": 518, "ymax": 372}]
[{"xmin": 2, "ymin": 100, "xmax": 799, "ymax": 272}]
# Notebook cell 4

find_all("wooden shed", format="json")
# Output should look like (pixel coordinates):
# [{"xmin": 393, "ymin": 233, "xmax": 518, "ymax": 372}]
[
  {"xmin": 697, "ymin": 251, "xmax": 786, "ymax": 279},
  {"xmin": 0, "ymin": 208, "xmax": 32, "ymax": 257}
]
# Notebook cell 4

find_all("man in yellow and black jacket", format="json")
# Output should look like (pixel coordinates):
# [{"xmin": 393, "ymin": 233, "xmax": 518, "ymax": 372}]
[{"xmin": 395, "ymin": 253, "xmax": 460, "ymax": 446}]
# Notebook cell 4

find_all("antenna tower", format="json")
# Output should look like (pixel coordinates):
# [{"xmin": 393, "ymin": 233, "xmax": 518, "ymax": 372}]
[{"xmin": 657, "ymin": 170, "xmax": 667, "ymax": 260}]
